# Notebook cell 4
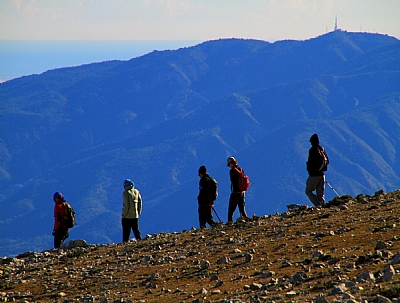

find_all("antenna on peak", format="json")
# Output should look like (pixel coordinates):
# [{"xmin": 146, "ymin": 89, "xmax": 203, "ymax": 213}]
[{"xmin": 334, "ymin": 15, "xmax": 338, "ymax": 31}]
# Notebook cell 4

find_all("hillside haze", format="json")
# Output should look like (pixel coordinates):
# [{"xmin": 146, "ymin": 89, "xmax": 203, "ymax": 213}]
[{"xmin": 1, "ymin": 30, "xmax": 400, "ymax": 256}]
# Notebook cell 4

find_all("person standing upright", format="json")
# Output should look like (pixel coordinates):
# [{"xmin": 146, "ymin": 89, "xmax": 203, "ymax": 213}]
[
  {"xmin": 52, "ymin": 191, "xmax": 70, "ymax": 248},
  {"xmin": 122, "ymin": 179, "xmax": 142, "ymax": 242},
  {"xmin": 227, "ymin": 157, "xmax": 248, "ymax": 222},
  {"xmin": 197, "ymin": 165, "xmax": 217, "ymax": 228},
  {"xmin": 306, "ymin": 134, "xmax": 329, "ymax": 207}
]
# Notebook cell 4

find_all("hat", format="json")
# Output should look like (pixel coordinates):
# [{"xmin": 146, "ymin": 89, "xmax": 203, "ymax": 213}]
[
  {"xmin": 309, "ymin": 134, "xmax": 319, "ymax": 145},
  {"xmin": 227, "ymin": 156, "xmax": 237, "ymax": 166},
  {"xmin": 123, "ymin": 179, "xmax": 134, "ymax": 187},
  {"xmin": 198, "ymin": 165, "xmax": 207, "ymax": 174},
  {"xmin": 53, "ymin": 191, "xmax": 63, "ymax": 200}
]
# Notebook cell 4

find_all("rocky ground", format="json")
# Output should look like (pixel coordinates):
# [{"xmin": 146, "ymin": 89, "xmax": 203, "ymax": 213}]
[{"xmin": 1, "ymin": 190, "xmax": 400, "ymax": 303}]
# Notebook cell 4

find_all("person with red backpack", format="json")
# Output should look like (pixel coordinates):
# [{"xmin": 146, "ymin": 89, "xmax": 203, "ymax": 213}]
[
  {"xmin": 52, "ymin": 191, "xmax": 70, "ymax": 248},
  {"xmin": 227, "ymin": 157, "xmax": 249, "ymax": 222}
]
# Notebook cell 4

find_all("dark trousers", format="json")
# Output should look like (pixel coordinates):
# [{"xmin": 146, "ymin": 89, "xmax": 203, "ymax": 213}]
[
  {"xmin": 198, "ymin": 205, "xmax": 216, "ymax": 228},
  {"xmin": 228, "ymin": 192, "xmax": 248, "ymax": 222},
  {"xmin": 122, "ymin": 218, "xmax": 141, "ymax": 242},
  {"xmin": 54, "ymin": 228, "xmax": 69, "ymax": 248}
]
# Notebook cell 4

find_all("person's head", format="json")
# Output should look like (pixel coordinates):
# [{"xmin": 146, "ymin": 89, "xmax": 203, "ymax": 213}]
[
  {"xmin": 227, "ymin": 156, "xmax": 237, "ymax": 168},
  {"xmin": 53, "ymin": 191, "xmax": 63, "ymax": 202},
  {"xmin": 123, "ymin": 179, "xmax": 134, "ymax": 189},
  {"xmin": 309, "ymin": 134, "xmax": 320, "ymax": 146},
  {"xmin": 198, "ymin": 165, "xmax": 207, "ymax": 178}
]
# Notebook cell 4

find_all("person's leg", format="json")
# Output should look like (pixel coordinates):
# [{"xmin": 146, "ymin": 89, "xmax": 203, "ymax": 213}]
[
  {"xmin": 228, "ymin": 193, "xmax": 238, "ymax": 222},
  {"xmin": 316, "ymin": 175, "xmax": 326, "ymax": 205},
  {"xmin": 199, "ymin": 206, "xmax": 207, "ymax": 228},
  {"xmin": 237, "ymin": 193, "xmax": 248, "ymax": 218},
  {"xmin": 54, "ymin": 228, "xmax": 68, "ymax": 248},
  {"xmin": 54, "ymin": 234, "xmax": 62, "ymax": 248},
  {"xmin": 305, "ymin": 176, "xmax": 321, "ymax": 206},
  {"xmin": 122, "ymin": 218, "xmax": 131, "ymax": 242},
  {"xmin": 132, "ymin": 218, "xmax": 142, "ymax": 240},
  {"xmin": 205, "ymin": 206, "xmax": 216, "ymax": 226}
]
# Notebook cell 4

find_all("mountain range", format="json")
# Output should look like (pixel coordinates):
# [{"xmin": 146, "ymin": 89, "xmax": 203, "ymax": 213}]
[{"xmin": 1, "ymin": 30, "xmax": 400, "ymax": 257}]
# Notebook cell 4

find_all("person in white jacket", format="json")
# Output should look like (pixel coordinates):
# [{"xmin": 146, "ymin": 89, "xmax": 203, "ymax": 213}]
[{"xmin": 122, "ymin": 179, "xmax": 142, "ymax": 242}]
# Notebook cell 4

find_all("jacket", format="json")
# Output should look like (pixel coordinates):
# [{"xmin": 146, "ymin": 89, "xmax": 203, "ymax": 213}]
[
  {"xmin": 198, "ymin": 174, "xmax": 214, "ymax": 206},
  {"xmin": 230, "ymin": 165, "xmax": 242, "ymax": 192},
  {"xmin": 307, "ymin": 144, "xmax": 328, "ymax": 177},
  {"xmin": 54, "ymin": 200, "xmax": 67, "ymax": 231},
  {"xmin": 122, "ymin": 185, "xmax": 142, "ymax": 219}
]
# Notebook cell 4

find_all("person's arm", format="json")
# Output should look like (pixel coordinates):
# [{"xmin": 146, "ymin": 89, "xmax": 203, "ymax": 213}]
[
  {"xmin": 54, "ymin": 204, "xmax": 63, "ymax": 230},
  {"xmin": 198, "ymin": 178, "xmax": 207, "ymax": 203},
  {"xmin": 137, "ymin": 191, "xmax": 142, "ymax": 215},
  {"xmin": 122, "ymin": 192, "xmax": 129, "ymax": 218}
]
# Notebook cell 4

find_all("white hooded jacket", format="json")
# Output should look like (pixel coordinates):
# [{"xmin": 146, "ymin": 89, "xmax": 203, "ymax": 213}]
[{"xmin": 122, "ymin": 185, "xmax": 142, "ymax": 219}]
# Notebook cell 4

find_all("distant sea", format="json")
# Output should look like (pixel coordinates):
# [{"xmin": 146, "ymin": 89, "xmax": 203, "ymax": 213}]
[{"xmin": 0, "ymin": 40, "xmax": 202, "ymax": 83}]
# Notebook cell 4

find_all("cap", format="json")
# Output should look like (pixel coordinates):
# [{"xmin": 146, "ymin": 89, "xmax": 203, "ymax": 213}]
[
  {"xmin": 53, "ymin": 191, "xmax": 63, "ymax": 200},
  {"xmin": 309, "ymin": 134, "xmax": 319, "ymax": 144},
  {"xmin": 123, "ymin": 179, "xmax": 134, "ymax": 187},
  {"xmin": 198, "ymin": 165, "xmax": 207, "ymax": 174},
  {"xmin": 227, "ymin": 156, "xmax": 237, "ymax": 166}
]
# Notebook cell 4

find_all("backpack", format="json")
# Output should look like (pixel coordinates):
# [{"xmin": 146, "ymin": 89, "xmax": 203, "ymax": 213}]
[
  {"xmin": 234, "ymin": 167, "xmax": 250, "ymax": 191},
  {"xmin": 208, "ymin": 176, "xmax": 218, "ymax": 202},
  {"xmin": 317, "ymin": 146, "xmax": 329, "ymax": 172},
  {"xmin": 63, "ymin": 201, "xmax": 76, "ymax": 228}
]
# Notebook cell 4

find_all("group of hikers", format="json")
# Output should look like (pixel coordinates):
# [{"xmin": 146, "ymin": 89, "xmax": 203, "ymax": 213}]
[{"xmin": 52, "ymin": 133, "xmax": 329, "ymax": 247}]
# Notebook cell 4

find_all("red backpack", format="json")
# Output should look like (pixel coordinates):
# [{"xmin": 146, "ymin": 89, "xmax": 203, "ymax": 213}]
[{"xmin": 234, "ymin": 167, "xmax": 250, "ymax": 191}]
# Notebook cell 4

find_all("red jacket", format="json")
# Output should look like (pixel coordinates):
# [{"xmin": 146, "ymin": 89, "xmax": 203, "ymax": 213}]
[{"xmin": 54, "ymin": 201, "xmax": 66, "ymax": 230}]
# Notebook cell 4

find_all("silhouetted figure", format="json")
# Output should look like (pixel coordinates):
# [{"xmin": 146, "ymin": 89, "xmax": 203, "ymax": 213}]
[
  {"xmin": 227, "ymin": 157, "xmax": 248, "ymax": 222},
  {"xmin": 197, "ymin": 165, "xmax": 217, "ymax": 228},
  {"xmin": 306, "ymin": 134, "xmax": 329, "ymax": 207}
]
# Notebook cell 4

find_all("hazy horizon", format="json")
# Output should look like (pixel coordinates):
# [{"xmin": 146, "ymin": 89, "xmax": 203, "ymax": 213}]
[{"xmin": 0, "ymin": 40, "xmax": 202, "ymax": 82}]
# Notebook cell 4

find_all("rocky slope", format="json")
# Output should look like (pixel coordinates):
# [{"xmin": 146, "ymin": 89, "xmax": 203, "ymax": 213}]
[{"xmin": 1, "ymin": 190, "xmax": 400, "ymax": 303}]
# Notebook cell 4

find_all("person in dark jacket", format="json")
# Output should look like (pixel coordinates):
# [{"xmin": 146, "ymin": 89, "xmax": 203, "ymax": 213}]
[
  {"xmin": 197, "ymin": 166, "xmax": 217, "ymax": 228},
  {"xmin": 306, "ymin": 134, "xmax": 329, "ymax": 207},
  {"xmin": 52, "ymin": 191, "xmax": 69, "ymax": 248},
  {"xmin": 227, "ymin": 157, "xmax": 248, "ymax": 222}
]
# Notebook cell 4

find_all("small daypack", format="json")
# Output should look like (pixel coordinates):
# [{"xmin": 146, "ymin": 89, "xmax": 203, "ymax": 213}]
[
  {"xmin": 317, "ymin": 147, "xmax": 329, "ymax": 172},
  {"xmin": 63, "ymin": 201, "xmax": 76, "ymax": 228},
  {"xmin": 234, "ymin": 167, "xmax": 250, "ymax": 191},
  {"xmin": 208, "ymin": 176, "xmax": 218, "ymax": 202}
]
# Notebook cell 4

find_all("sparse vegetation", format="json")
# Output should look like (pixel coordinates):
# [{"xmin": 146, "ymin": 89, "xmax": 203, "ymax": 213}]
[{"xmin": 1, "ymin": 190, "xmax": 400, "ymax": 302}]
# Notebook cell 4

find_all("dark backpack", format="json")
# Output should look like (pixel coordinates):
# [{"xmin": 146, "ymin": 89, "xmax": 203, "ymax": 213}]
[
  {"xmin": 234, "ymin": 167, "xmax": 250, "ymax": 191},
  {"xmin": 317, "ymin": 147, "xmax": 329, "ymax": 172},
  {"xmin": 63, "ymin": 201, "xmax": 76, "ymax": 228},
  {"xmin": 208, "ymin": 177, "xmax": 218, "ymax": 202}
]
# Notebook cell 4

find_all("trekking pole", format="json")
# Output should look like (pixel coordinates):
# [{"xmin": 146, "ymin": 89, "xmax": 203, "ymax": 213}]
[
  {"xmin": 325, "ymin": 181, "xmax": 340, "ymax": 197},
  {"xmin": 212, "ymin": 207, "xmax": 222, "ymax": 222}
]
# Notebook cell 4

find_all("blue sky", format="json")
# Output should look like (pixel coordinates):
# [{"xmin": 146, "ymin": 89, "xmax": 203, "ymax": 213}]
[{"xmin": 1, "ymin": 0, "xmax": 400, "ymax": 41}]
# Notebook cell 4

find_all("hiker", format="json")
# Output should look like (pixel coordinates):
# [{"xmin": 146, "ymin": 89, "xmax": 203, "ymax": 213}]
[
  {"xmin": 227, "ymin": 157, "xmax": 248, "ymax": 222},
  {"xmin": 52, "ymin": 191, "xmax": 70, "ymax": 248},
  {"xmin": 122, "ymin": 179, "xmax": 142, "ymax": 242},
  {"xmin": 306, "ymin": 133, "xmax": 329, "ymax": 207},
  {"xmin": 197, "ymin": 165, "xmax": 217, "ymax": 228}
]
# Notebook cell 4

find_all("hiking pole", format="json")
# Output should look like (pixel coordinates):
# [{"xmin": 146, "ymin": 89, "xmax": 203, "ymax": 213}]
[
  {"xmin": 325, "ymin": 181, "xmax": 340, "ymax": 197},
  {"xmin": 212, "ymin": 207, "xmax": 222, "ymax": 222}
]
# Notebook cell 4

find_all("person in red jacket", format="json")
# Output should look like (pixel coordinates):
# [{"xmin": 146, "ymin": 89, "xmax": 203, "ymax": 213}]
[
  {"xmin": 227, "ymin": 157, "xmax": 248, "ymax": 222},
  {"xmin": 52, "ymin": 191, "xmax": 69, "ymax": 248}
]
